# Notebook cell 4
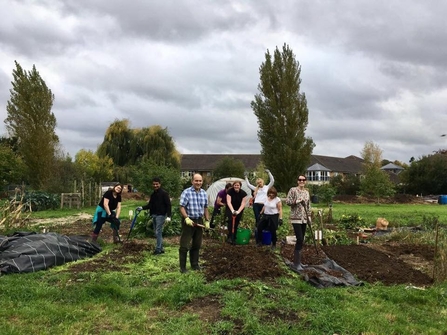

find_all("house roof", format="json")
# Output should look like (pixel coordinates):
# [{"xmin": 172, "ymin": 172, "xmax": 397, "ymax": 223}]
[
  {"xmin": 181, "ymin": 154, "xmax": 364, "ymax": 174},
  {"xmin": 310, "ymin": 155, "xmax": 364, "ymax": 174},
  {"xmin": 381, "ymin": 163, "xmax": 404, "ymax": 171},
  {"xmin": 307, "ymin": 163, "xmax": 331, "ymax": 171}
]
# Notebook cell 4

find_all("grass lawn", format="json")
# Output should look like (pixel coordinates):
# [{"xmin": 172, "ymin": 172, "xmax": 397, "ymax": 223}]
[{"xmin": 1, "ymin": 201, "xmax": 447, "ymax": 334}]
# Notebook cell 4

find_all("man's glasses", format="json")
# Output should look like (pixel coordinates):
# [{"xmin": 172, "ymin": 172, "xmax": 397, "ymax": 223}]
[{"xmin": 298, "ymin": 179, "xmax": 306, "ymax": 182}]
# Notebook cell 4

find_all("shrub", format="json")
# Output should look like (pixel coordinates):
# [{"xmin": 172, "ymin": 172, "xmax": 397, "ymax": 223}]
[
  {"xmin": 16, "ymin": 191, "xmax": 60, "ymax": 211},
  {"xmin": 337, "ymin": 213, "xmax": 365, "ymax": 230}
]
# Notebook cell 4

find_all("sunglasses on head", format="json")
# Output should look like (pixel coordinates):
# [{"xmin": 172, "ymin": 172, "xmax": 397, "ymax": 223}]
[{"xmin": 298, "ymin": 179, "xmax": 306, "ymax": 182}]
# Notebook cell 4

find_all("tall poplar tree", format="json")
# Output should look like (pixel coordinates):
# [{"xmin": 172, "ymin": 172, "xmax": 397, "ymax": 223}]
[
  {"xmin": 252, "ymin": 44, "xmax": 314, "ymax": 191},
  {"xmin": 5, "ymin": 61, "xmax": 58, "ymax": 189}
]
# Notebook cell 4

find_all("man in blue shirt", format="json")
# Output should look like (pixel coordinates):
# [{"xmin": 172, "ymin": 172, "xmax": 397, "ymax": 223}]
[{"xmin": 179, "ymin": 174, "xmax": 210, "ymax": 273}]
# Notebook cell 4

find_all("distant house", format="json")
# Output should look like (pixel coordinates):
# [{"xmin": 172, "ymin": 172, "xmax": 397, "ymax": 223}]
[
  {"xmin": 180, "ymin": 154, "xmax": 364, "ymax": 185},
  {"xmin": 381, "ymin": 163, "xmax": 404, "ymax": 174},
  {"xmin": 307, "ymin": 155, "xmax": 364, "ymax": 185},
  {"xmin": 381, "ymin": 163, "xmax": 404, "ymax": 184}
]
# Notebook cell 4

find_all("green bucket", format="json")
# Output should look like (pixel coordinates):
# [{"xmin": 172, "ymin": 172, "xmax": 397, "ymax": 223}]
[{"xmin": 236, "ymin": 228, "xmax": 251, "ymax": 245}]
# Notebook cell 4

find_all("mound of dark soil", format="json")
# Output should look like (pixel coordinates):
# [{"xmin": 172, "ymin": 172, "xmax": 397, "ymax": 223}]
[
  {"xmin": 202, "ymin": 238, "xmax": 434, "ymax": 286},
  {"xmin": 50, "ymin": 220, "xmax": 435, "ymax": 287}
]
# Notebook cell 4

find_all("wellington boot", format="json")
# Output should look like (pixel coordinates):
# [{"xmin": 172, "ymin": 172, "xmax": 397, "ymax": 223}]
[
  {"xmin": 91, "ymin": 233, "xmax": 99, "ymax": 242},
  {"xmin": 179, "ymin": 250, "xmax": 188, "ymax": 273},
  {"xmin": 190, "ymin": 249, "xmax": 201, "ymax": 271},
  {"xmin": 293, "ymin": 250, "xmax": 305, "ymax": 271}
]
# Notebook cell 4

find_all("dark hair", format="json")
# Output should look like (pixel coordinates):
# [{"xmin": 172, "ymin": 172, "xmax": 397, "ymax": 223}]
[
  {"xmin": 225, "ymin": 182, "xmax": 232, "ymax": 190},
  {"xmin": 152, "ymin": 177, "xmax": 161, "ymax": 183},
  {"xmin": 267, "ymin": 187, "xmax": 277, "ymax": 197},
  {"xmin": 113, "ymin": 183, "xmax": 123, "ymax": 193}
]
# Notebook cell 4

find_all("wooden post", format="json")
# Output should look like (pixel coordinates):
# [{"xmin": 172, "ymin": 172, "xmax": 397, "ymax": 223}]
[
  {"xmin": 433, "ymin": 218, "xmax": 439, "ymax": 282},
  {"xmin": 88, "ymin": 182, "xmax": 92, "ymax": 207},
  {"xmin": 81, "ymin": 180, "xmax": 85, "ymax": 207}
]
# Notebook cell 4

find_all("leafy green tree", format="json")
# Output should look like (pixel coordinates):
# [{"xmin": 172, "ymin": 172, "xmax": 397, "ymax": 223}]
[
  {"xmin": 359, "ymin": 141, "xmax": 395, "ymax": 202},
  {"xmin": 97, "ymin": 120, "xmax": 180, "ymax": 168},
  {"xmin": 97, "ymin": 119, "xmax": 133, "ymax": 167},
  {"xmin": 212, "ymin": 156, "xmax": 245, "ymax": 181},
  {"xmin": 133, "ymin": 125, "xmax": 180, "ymax": 168},
  {"xmin": 360, "ymin": 167, "xmax": 395, "ymax": 202},
  {"xmin": 0, "ymin": 143, "xmax": 26, "ymax": 188},
  {"xmin": 400, "ymin": 152, "xmax": 447, "ymax": 195},
  {"xmin": 252, "ymin": 44, "xmax": 315, "ymax": 191},
  {"xmin": 4, "ymin": 61, "xmax": 58, "ymax": 189},
  {"xmin": 75, "ymin": 149, "xmax": 113, "ymax": 183},
  {"xmin": 130, "ymin": 160, "xmax": 182, "ymax": 198},
  {"xmin": 46, "ymin": 152, "xmax": 80, "ymax": 193},
  {"xmin": 330, "ymin": 174, "xmax": 361, "ymax": 195},
  {"xmin": 316, "ymin": 184, "xmax": 337, "ymax": 206}
]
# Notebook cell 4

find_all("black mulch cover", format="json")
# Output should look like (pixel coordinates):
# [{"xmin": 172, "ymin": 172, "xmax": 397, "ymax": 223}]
[{"xmin": 0, "ymin": 231, "xmax": 101, "ymax": 275}]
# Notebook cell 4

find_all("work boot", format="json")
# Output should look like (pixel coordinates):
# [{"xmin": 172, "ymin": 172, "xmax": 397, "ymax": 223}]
[
  {"xmin": 91, "ymin": 233, "xmax": 98, "ymax": 242},
  {"xmin": 112, "ymin": 230, "xmax": 121, "ymax": 244},
  {"xmin": 190, "ymin": 249, "xmax": 201, "ymax": 270},
  {"xmin": 179, "ymin": 250, "xmax": 188, "ymax": 273},
  {"xmin": 293, "ymin": 250, "xmax": 305, "ymax": 271}
]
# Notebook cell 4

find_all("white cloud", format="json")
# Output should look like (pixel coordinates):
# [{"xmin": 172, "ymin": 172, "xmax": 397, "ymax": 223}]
[{"xmin": 1, "ymin": 0, "xmax": 447, "ymax": 163}]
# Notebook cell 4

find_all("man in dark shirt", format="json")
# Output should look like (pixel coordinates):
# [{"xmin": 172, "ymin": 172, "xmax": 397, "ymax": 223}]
[{"xmin": 137, "ymin": 177, "xmax": 172, "ymax": 255}]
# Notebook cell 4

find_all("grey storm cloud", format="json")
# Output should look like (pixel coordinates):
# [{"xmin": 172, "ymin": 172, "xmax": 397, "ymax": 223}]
[{"xmin": 0, "ymin": 0, "xmax": 447, "ymax": 163}]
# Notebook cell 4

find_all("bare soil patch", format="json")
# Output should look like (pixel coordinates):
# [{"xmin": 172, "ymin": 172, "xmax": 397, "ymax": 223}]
[{"xmin": 46, "ymin": 219, "xmax": 435, "ymax": 286}]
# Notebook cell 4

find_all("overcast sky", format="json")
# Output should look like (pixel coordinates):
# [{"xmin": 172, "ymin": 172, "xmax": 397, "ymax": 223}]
[{"xmin": 1, "ymin": 0, "xmax": 446, "ymax": 163}]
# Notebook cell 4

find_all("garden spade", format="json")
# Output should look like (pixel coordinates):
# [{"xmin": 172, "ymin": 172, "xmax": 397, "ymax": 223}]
[
  {"xmin": 301, "ymin": 200, "xmax": 319, "ymax": 254},
  {"xmin": 127, "ymin": 208, "xmax": 142, "ymax": 240},
  {"xmin": 193, "ymin": 223, "xmax": 215, "ymax": 230},
  {"xmin": 231, "ymin": 215, "xmax": 237, "ymax": 244}
]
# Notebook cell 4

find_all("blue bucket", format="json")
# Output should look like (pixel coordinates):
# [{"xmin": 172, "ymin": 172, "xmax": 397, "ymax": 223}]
[
  {"xmin": 262, "ymin": 230, "xmax": 272, "ymax": 245},
  {"xmin": 438, "ymin": 195, "xmax": 447, "ymax": 205}
]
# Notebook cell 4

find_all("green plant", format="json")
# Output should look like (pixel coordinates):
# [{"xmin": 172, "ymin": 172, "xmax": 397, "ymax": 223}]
[
  {"xmin": 18, "ymin": 191, "xmax": 60, "ymax": 211},
  {"xmin": 320, "ymin": 228, "xmax": 353, "ymax": 245},
  {"xmin": 336, "ymin": 213, "xmax": 366, "ymax": 230},
  {"xmin": 131, "ymin": 209, "xmax": 183, "ymax": 237},
  {"xmin": 421, "ymin": 214, "xmax": 439, "ymax": 230},
  {"xmin": 316, "ymin": 184, "xmax": 337, "ymax": 206}
]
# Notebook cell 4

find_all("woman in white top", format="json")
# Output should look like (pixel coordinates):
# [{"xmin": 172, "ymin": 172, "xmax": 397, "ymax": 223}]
[
  {"xmin": 245, "ymin": 169, "xmax": 275, "ymax": 226},
  {"xmin": 257, "ymin": 187, "xmax": 283, "ymax": 248}
]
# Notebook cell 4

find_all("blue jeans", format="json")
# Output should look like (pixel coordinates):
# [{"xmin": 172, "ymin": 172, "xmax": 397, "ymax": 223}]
[{"xmin": 152, "ymin": 215, "xmax": 165, "ymax": 252}]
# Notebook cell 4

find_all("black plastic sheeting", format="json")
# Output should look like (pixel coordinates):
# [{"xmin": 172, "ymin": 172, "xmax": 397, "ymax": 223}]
[
  {"xmin": 284, "ymin": 257, "xmax": 363, "ymax": 288},
  {"xmin": 0, "ymin": 232, "xmax": 101, "ymax": 275}
]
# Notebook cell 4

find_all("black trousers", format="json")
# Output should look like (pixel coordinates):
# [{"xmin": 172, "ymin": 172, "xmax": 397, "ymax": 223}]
[
  {"xmin": 257, "ymin": 214, "xmax": 279, "ymax": 245},
  {"xmin": 292, "ymin": 223, "xmax": 307, "ymax": 251}
]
